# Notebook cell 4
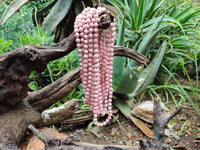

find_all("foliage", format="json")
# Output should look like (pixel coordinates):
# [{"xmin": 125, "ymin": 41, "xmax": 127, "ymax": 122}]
[
  {"xmin": 0, "ymin": 3, "xmax": 34, "ymax": 50},
  {"xmin": 106, "ymin": 0, "xmax": 200, "ymax": 115},
  {"xmin": 29, "ymin": 0, "xmax": 53, "ymax": 11},
  {"xmin": 0, "ymin": 2, "xmax": 83, "ymax": 104}
]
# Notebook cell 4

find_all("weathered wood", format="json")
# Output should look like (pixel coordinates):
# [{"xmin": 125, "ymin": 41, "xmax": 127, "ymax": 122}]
[
  {"xmin": 0, "ymin": 33, "xmax": 76, "ymax": 113},
  {"xmin": 24, "ymin": 68, "xmax": 81, "ymax": 112},
  {"xmin": 114, "ymin": 46, "xmax": 149, "ymax": 66},
  {"xmin": 0, "ymin": 99, "xmax": 80, "ymax": 150},
  {"xmin": 28, "ymin": 124, "xmax": 140, "ymax": 150},
  {"xmin": 139, "ymin": 97, "xmax": 182, "ymax": 150}
]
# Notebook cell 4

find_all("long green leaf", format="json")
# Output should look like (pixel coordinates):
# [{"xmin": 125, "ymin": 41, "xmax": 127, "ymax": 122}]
[
  {"xmin": 0, "ymin": 0, "xmax": 28, "ymax": 26},
  {"xmin": 113, "ymin": 97, "xmax": 153, "ymax": 138},
  {"xmin": 114, "ymin": 21, "xmax": 168, "ymax": 94},
  {"xmin": 179, "ymin": 8, "xmax": 200, "ymax": 24},
  {"xmin": 136, "ymin": 0, "xmax": 144, "ymax": 29},
  {"xmin": 143, "ymin": 16, "xmax": 185, "ymax": 34},
  {"xmin": 37, "ymin": 0, "xmax": 59, "ymax": 16},
  {"xmin": 42, "ymin": 0, "xmax": 73, "ymax": 31},
  {"xmin": 112, "ymin": 17, "xmax": 126, "ymax": 89},
  {"xmin": 128, "ymin": 40, "xmax": 167, "ymax": 97}
]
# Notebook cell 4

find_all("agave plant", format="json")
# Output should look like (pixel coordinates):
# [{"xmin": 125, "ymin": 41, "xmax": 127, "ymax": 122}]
[
  {"xmin": 0, "ymin": 0, "xmax": 93, "ymax": 31},
  {"xmin": 104, "ymin": 0, "xmax": 169, "ymax": 96}
]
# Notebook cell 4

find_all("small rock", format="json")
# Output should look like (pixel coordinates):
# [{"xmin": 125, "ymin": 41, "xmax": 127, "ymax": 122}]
[
  {"xmin": 74, "ymin": 129, "xmax": 84, "ymax": 136},
  {"xmin": 111, "ymin": 127, "xmax": 118, "ymax": 136},
  {"xmin": 125, "ymin": 140, "xmax": 132, "ymax": 146},
  {"xmin": 135, "ymin": 141, "xmax": 139, "ymax": 145},
  {"xmin": 126, "ymin": 132, "xmax": 132, "ymax": 139},
  {"xmin": 112, "ymin": 139, "xmax": 117, "ymax": 143},
  {"xmin": 26, "ymin": 128, "xmax": 67, "ymax": 150},
  {"xmin": 132, "ymin": 101, "xmax": 168, "ymax": 124},
  {"xmin": 90, "ymin": 126, "xmax": 104, "ymax": 138}
]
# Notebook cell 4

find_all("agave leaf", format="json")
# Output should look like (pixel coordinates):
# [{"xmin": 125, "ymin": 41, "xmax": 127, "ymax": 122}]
[
  {"xmin": 136, "ymin": 0, "xmax": 144, "ymax": 29},
  {"xmin": 42, "ymin": 0, "xmax": 73, "ymax": 31},
  {"xmin": 0, "ymin": 0, "xmax": 28, "ymax": 26},
  {"xmin": 74, "ymin": 0, "xmax": 93, "ymax": 15},
  {"xmin": 106, "ymin": 0, "xmax": 124, "ymax": 19},
  {"xmin": 113, "ymin": 97, "xmax": 153, "ymax": 138},
  {"xmin": 143, "ymin": 16, "xmax": 185, "ymax": 34},
  {"xmin": 112, "ymin": 17, "xmax": 126, "ymax": 89},
  {"xmin": 37, "ymin": 0, "xmax": 59, "ymax": 16},
  {"xmin": 114, "ymin": 20, "xmax": 168, "ymax": 94},
  {"xmin": 128, "ymin": 40, "xmax": 167, "ymax": 97}
]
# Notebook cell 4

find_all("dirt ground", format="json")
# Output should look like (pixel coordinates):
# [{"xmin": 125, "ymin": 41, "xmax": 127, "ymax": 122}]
[{"xmin": 19, "ymin": 77, "xmax": 200, "ymax": 150}]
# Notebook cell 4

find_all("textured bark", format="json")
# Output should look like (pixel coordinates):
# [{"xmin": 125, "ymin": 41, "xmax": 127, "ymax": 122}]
[
  {"xmin": 139, "ymin": 97, "xmax": 182, "ymax": 150},
  {"xmin": 0, "ymin": 33, "xmax": 76, "ymax": 113},
  {"xmin": 0, "ymin": 37, "xmax": 148, "ymax": 149},
  {"xmin": 28, "ymin": 124, "xmax": 140, "ymax": 150}
]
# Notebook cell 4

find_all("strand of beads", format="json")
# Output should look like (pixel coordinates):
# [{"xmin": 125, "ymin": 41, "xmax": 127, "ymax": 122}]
[{"xmin": 74, "ymin": 7, "xmax": 116, "ymax": 126}]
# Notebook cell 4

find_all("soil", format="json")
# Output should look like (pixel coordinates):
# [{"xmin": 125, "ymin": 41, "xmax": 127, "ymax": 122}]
[{"xmin": 19, "ymin": 76, "xmax": 200, "ymax": 150}]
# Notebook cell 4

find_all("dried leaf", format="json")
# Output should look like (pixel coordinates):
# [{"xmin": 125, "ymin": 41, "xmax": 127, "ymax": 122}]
[{"xmin": 113, "ymin": 98, "xmax": 153, "ymax": 138}]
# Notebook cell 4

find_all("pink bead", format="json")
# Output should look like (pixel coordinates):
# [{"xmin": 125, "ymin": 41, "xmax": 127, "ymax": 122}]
[
  {"xmin": 84, "ymin": 40, "xmax": 88, "ymax": 44},
  {"xmin": 83, "ymin": 55, "xmax": 88, "ymax": 59},
  {"xmin": 94, "ymin": 34, "xmax": 98, "ymax": 38},
  {"xmin": 88, "ymin": 33, "xmax": 93, "ymax": 38},
  {"xmin": 80, "ymin": 32, "xmax": 84, "ymax": 37},
  {"xmin": 94, "ymin": 23, "xmax": 98, "ymax": 28},
  {"xmin": 92, "ymin": 18, "xmax": 96, "ymax": 23},
  {"xmin": 84, "ymin": 29, "xmax": 89, "ymax": 34},
  {"xmin": 96, "ymin": 18, "xmax": 100, "ymax": 23},
  {"xmin": 76, "ymin": 43, "xmax": 81, "ymax": 48},
  {"xmin": 94, "ymin": 39, "xmax": 98, "ymax": 43},
  {"xmin": 94, "ymin": 14, "xmax": 98, "ymax": 18},
  {"xmin": 78, "ymin": 53, "xmax": 82, "ymax": 57},
  {"xmin": 76, "ymin": 38, "xmax": 81, "ymax": 43},
  {"xmin": 84, "ymin": 35, "xmax": 88, "ymax": 39},
  {"xmin": 84, "ymin": 45, "xmax": 88, "ymax": 49},
  {"xmin": 75, "ymin": 33, "xmax": 79, "ymax": 38},
  {"xmin": 94, "ymin": 44, "xmax": 98, "ymax": 49},
  {"xmin": 94, "ymin": 28, "xmax": 98, "ymax": 33},
  {"xmin": 75, "ymin": 7, "xmax": 115, "ymax": 127},
  {"xmin": 89, "ymin": 39, "xmax": 93, "ymax": 43}
]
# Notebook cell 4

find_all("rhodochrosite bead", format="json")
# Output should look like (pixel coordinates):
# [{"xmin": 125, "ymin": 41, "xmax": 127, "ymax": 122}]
[{"xmin": 74, "ymin": 7, "xmax": 115, "ymax": 126}]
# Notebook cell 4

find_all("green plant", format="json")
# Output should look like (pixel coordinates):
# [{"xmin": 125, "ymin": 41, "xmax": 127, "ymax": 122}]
[
  {"xmin": 0, "ymin": 38, "xmax": 12, "ymax": 54},
  {"xmin": 0, "ymin": 1, "xmax": 84, "ymax": 104},
  {"xmin": 0, "ymin": 3, "xmax": 34, "ymax": 50},
  {"xmin": 105, "ymin": 0, "xmax": 200, "ymax": 116},
  {"xmin": 29, "ymin": 0, "xmax": 54, "ymax": 11},
  {"xmin": 105, "ymin": 0, "xmax": 169, "ymax": 95}
]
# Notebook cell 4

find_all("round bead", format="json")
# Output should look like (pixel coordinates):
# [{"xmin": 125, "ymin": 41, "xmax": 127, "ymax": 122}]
[{"xmin": 74, "ymin": 7, "xmax": 115, "ymax": 127}]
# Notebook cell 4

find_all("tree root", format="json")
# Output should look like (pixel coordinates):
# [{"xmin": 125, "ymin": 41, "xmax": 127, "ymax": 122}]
[{"xmin": 139, "ymin": 97, "xmax": 182, "ymax": 150}]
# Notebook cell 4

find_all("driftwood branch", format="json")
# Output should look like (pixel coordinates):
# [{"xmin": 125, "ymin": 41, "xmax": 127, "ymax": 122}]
[
  {"xmin": 0, "ymin": 11, "xmax": 150, "ymax": 149},
  {"xmin": 23, "ymin": 47, "xmax": 149, "ymax": 112},
  {"xmin": 139, "ymin": 97, "xmax": 182, "ymax": 150},
  {"xmin": 28, "ymin": 124, "xmax": 140, "ymax": 150}
]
